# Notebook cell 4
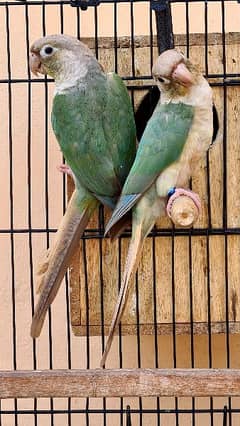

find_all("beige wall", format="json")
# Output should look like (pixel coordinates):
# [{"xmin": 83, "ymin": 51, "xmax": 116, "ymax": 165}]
[{"xmin": 0, "ymin": 2, "xmax": 240, "ymax": 425}]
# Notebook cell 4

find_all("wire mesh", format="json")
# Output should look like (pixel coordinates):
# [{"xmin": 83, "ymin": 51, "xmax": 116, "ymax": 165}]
[{"xmin": 0, "ymin": 0, "xmax": 240, "ymax": 425}]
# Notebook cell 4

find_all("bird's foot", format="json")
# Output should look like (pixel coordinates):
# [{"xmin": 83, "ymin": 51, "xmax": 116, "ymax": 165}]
[
  {"xmin": 166, "ymin": 188, "xmax": 201, "ymax": 228},
  {"xmin": 57, "ymin": 164, "xmax": 74, "ymax": 179}
]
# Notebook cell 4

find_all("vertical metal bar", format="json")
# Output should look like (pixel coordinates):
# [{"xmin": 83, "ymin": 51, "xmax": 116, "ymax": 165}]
[
  {"xmin": 204, "ymin": 1, "xmax": 209, "ymax": 79},
  {"xmin": 171, "ymin": 231, "xmax": 179, "ymax": 426},
  {"xmin": 221, "ymin": 0, "xmax": 227, "ymax": 230},
  {"xmin": 126, "ymin": 405, "xmax": 132, "ymax": 426},
  {"xmin": 204, "ymin": 3, "xmax": 214, "ymax": 426},
  {"xmin": 149, "ymin": 4, "xmax": 154, "ymax": 72},
  {"xmin": 76, "ymin": 6, "xmax": 81, "ymax": 39},
  {"xmin": 152, "ymin": 233, "xmax": 160, "ymax": 426},
  {"xmin": 135, "ymin": 270, "xmax": 143, "ymax": 426},
  {"xmin": 188, "ymin": 235, "xmax": 195, "ymax": 426},
  {"xmin": 185, "ymin": 4, "xmax": 194, "ymax": 425},
  {"xmin": 118, "ymin": 237, "xmax": 124, "ymax": 426},
  {"xmin": 113, "ymin": 1, "xmax": 118, "ymax": 73},
  {"xmin": 94, "ymin": 5, "xmax": 99, "ymax": 59},
  {"xmin": 24, "ymin": 3, "xmax": 38, "ymax": 425},
  {"xmin": 5, "ymin": 4, "xmax": 18, "ymax": 425},
  {"xmin": 206, "ymin": 228, "xmax": 214, "ymax": 426},
  {"xmin": 83, "ymin": 238, "xmax": 90, "ymax": 426},
  {"xmin": 58, "ymin": 6, "xmax": 73, "ymax": 426},
  {"xmin": 93, "ymin": 5, "xmax": 105, "ymax": 421},
  {"xmin": 221, "ymin": 2, "xmax": 231, "ymax": 426},
  {"xmin": 112, "ymin": 13, "xmax": 123, "ymax": 420},
  {"xmin": 223, "ymin": 405, "xmax": 228, "ymax": 426},
  {"xmin": 41, "ymin": 3, "xmax": 54, "ymax": 425},
  {"xmin": 185, "ymin": 0, "xmax": 190, "ymax": 57},
  {"xmin": 98, "ymin": 207, "xmax": 107, "ymax": 426},
  {"xmin": 130, "ymin": 0, "xmax": 135, "ymax": 78}
]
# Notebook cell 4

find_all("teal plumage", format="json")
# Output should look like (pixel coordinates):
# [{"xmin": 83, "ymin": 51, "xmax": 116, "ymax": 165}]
[
  {"xmin": 100, "ymin": 49, "xmax": 213, "ymax": 366},
  {"xmin": 52, "ymin": 72, "xmax": 136, "ymax": 205},
  {"xmin": 29, "ymin": 34, "xmax": 136, "ymax": 337},
  {"xmin": 107, "ymin": 102, "xmax": 194, "ymax": 226}
]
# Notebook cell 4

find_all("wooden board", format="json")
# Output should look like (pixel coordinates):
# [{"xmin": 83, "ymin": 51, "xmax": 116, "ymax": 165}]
[
  {"xmin": 1, "ymin": 369, "xmax": 240, "ymax": 399},
  {"xmin": 68, "ymin": 33, "xmax": 240, "ymax": 336}
]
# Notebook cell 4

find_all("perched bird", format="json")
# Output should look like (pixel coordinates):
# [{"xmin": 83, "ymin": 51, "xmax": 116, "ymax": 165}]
[
  {"xmin": 100, "ymin": 49, "xmax": 213, "ymax": 367},
  {"xmin": 30, "ymin": 34, "xmax": 136, "ymax": 338}
]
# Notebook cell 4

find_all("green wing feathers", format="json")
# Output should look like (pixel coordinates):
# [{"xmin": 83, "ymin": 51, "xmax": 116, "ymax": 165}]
[
  {"xmin": 105, "ymin": 102, "xmax": 194, "ymax": 234},
  {"xmin": 124, "ymin": 102, "xmax": 194, "ymax": 194},
  {"xmin": 51, "ymin": 72, "xmax": 136, "ymax": 205},
  {"xmin": 104, "ymin": 73, "xmax": 136, "ymax": 186}
]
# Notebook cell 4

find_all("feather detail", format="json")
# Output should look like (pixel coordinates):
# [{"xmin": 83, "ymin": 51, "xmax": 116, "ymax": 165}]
[
  {"xmin": 31, "ymin": 190, "xmax": 98, "ymax": 338},
  {"xmin": 104, "ymin": 194, "xmax": 141, "ymax": 236},
  {"xmin": 100, "ymin": 222, "xmax": 144, "ymax": 367}
]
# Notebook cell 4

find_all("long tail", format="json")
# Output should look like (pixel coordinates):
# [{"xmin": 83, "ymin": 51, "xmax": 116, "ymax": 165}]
[
  {"xmin": 100, "ymin": 223, "xmax": 144, "ymax": 367},
  {"xmin": 31, "ymin": 189, "xmax": 98, "ymax": 338}
]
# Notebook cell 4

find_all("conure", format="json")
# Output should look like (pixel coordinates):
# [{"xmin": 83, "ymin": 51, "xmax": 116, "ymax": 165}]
[
  {"xmin": 29, "ymin": 34, "xmax": 136, "ymax": 338},
  {"xmin": 100, "ymin": 49, "xmax": 213, "ymax": 366}
]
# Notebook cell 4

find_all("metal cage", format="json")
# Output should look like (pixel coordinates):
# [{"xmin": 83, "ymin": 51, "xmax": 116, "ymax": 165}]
[{"xmin": 0, "ymin": 0, "xmax": 240, "ymax": 424}]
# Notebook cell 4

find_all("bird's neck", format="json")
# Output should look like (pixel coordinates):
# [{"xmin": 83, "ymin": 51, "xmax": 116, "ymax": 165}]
[
  {"xmin": 54, "ymin": 56, "xmax": 105, "ymax": 94},
  {"xmin": 161, "ymin": 76, "xmax": 212, "ymax": 109}
]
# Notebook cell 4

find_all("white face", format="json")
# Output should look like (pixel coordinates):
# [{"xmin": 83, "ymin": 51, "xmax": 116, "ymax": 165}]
[
  {"xmin": 152, "ymin": 56, "xmax": 194, "ymax": 92},
  {"xmin": 30, "ymin": 43, "xmax": 61, "ymax": 77}
]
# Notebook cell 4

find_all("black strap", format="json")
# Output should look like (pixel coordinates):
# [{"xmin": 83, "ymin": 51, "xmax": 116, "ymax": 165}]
[{"xmin": 151, "ymin": 0, "xmax": 174, "ymax": 53}]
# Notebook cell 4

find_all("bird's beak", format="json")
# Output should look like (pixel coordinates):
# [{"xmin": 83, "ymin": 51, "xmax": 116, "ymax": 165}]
[
  {"xmin": 172, "ymin": 62, "xmax": 194, "ymax": 87},
  {"xmin": 29, "ymin": 51, "xmax": 42, "ymax": 76}
]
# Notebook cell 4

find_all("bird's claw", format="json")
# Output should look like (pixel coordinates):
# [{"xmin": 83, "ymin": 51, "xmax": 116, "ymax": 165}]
[{"xmin": 57, "ymin": 164, "xmax": 74, "ymax": 179}]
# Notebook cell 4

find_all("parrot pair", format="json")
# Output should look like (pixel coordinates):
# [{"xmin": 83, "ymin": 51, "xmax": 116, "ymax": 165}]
[{"xmin": 29, "ymin": 35, "xmax": 213, "ymax": 369}]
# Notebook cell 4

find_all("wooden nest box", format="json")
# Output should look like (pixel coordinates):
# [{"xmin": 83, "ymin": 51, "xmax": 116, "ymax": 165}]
[{"xmin": 69, "ymin": 32, "xmax": 240, "ymax": 337}]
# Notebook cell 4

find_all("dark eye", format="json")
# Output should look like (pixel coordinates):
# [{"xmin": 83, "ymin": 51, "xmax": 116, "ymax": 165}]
[
  {"xmin": 158, "ymin": 77, "xmax": 165, "ymax": 83},
  {"xmin": 44, "ymin": 46, "xmax": 53, "ymax": 55}
]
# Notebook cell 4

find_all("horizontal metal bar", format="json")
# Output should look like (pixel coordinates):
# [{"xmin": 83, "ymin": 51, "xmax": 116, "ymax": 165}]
[
  {"xmin": 0, "ymin": 369, "xmax": 240, "ymax": 398},
  {"xmin": 0, "ymin": 408, "xmax": 238, "ymax": 415},
  {"xmin": 0, "ymin": 0, "xmax": 236, "ymax": 6},
  {"xmin": 85, "ymin": 227, "xmax": 240, "ymax": 238},
  {"xmin": 0, "ymin": 228, "xmax": 57, "ymax": 233},
  {"xmin": 1, "ymin": 227, "xmax": 240, "ymax": 236},
  {"xmin": 0, "ymin": 74, "xmax": 240, "ymax": 84},
  {"xmin": 0, "ymin": 79, "xmax": 239, "ymax": 92}
]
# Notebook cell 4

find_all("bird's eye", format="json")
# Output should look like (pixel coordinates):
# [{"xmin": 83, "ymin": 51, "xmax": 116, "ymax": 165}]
[
  {"xmin": 44, "ymin": 46, "xmax": 53, "ymax": 55},
  {"xmin": 157, "ymin": 77, "xmax": 170, "ymax": 84}
]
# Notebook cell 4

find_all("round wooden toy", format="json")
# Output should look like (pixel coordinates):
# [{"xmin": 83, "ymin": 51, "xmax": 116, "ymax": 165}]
[{"xmin": 166, "ymin": 188, "xmax": 201, "ymax": 228}]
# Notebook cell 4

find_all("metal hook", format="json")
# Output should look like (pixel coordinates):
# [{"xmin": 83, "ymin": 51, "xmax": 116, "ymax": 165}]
[
  {"xmin": 126, "ymin": 405, "xmax": 132, "ymax": 426},
  {"xmin": 223, "ymin": 405, "xmax": 228, "ymax": 426}
]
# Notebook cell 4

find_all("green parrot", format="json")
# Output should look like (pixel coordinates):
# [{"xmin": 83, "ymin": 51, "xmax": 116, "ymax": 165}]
[
  {"xmin": 29, "ymin": 34, "xmax": 136, "ymax": 338},
  {"xmin": 100, "ymin": 49, "xmax": 213, "ymax": 367}
]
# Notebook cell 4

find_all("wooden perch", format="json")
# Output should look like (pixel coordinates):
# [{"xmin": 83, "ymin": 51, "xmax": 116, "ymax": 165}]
[
  {"xmin": 1, "ymin": 369, "xmax": 240, "ymax": 399},
  {"xmin": 166, "ymin": 188, "xmax": 201, "ymax": 228}
]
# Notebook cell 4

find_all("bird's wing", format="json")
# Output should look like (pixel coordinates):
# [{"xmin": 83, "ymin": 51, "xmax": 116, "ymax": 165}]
[
  {"xmin": 51, "ymin": 73, "xmax": 136, "ymax": 206},
  {"xmin": 105, "ymin": 102, "xmax": 194, "ymax": 234},
  {"xmin": 104, "ymin": 72, "xmax": 136, "ymax": 188}
]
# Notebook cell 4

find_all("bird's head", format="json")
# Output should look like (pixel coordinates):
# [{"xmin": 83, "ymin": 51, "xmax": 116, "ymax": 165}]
[
  {"xmin": 152, "ymin": 49, "xmax": 196, "ymax": 96},
  {"xmin": 30, "ymin": 34, "xmax": 94, "ymax": 80}
]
